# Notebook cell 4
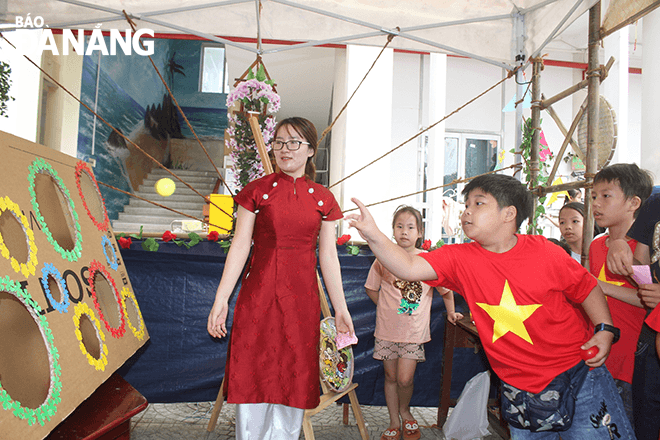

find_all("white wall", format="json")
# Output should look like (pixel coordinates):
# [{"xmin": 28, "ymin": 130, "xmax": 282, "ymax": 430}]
[
  {"xmin": 225, "ymin": 44, "xmax": 336, "ymax": 140},
  {"xmin": 0, "ymin": 29, "xmax": 42, "ymax": 143}
]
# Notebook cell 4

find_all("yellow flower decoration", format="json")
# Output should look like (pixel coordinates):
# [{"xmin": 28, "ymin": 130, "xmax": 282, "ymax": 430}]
[
  {"xmin": 72, "ymin": 302, "xmax": 109, "ymax": 371},
  {"xmin": 120, "ymin": 287, "xmax": 146, "ymax": 341},
  {"xmin": 0, "ymin": 196, "xmax": 38, "ymax": 278}
]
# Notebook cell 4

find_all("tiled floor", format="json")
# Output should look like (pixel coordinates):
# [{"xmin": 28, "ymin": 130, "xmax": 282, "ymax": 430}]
[{"xmin": 129, "ymin": 401, "xmax": 507, "ymax": 439}]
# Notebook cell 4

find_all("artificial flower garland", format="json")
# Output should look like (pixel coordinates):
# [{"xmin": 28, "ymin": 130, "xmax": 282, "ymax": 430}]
[
  {"xmin": 101, "ymin": 235, "xmax": 119, "ymax": 270},
  {"xmin": 74, "ymin": 161, "xmax": 110, "ymax": 232},
  {"xmin": 40, "ymin": 263, "xmax": 70, "ymax": 314},
  {"xmin": 0, "ymin": 276, "xmax": 62, "ymax": 426},
  {"xmin": 120, "ymin": 287, "xmax": 146, "ymax": 341},
  {"xmin": 72, "ymin": 301, "xmax": 109, "ymax": 371},
  {"xmin": 226, "ymin": 69, "xmax": 280, "ymax": 190},
  {"xmin": 87, "ymin": 260, "xmax": 126, "ymax": 338},
  {"xmin": 28, "ymin": 158, "xmax": 83, "ymax": 262},
  {"xmin": 0, "ymin": 195, "xmax": 38, "ymax": 278}
]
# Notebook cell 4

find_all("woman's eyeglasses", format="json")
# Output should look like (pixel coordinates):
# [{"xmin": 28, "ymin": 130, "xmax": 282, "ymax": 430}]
[{"xmin": 272, "ymin": 140, "xmax": 310, "ymax": 151}]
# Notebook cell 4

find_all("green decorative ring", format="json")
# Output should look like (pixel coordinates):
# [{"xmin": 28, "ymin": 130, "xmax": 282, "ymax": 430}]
[
  {"xmin": 0, "ymin": 276, "xmax": 62, "ymax": 427},
  {"xmin": 27, "ymin": 158, "xmax": 83, "ymax": 262}
]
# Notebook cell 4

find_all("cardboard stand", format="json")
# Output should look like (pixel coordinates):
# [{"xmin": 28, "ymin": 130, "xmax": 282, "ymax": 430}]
[{"xmin": 0, "ymin": 132, "xmax": 149, "ymax": 440}]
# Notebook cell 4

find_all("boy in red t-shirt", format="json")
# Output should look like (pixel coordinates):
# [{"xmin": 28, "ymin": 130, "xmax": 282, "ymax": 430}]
[
  {"xmin": 607, "ymin": 189, "xmax": 660, "ymax": 440},
  {"xmin": 346, "ymin": 174, "xmax": 634, "ymax": 439},
  {"xmin": 589, "ymin": 163, "xmax": 653, "ymax": 427}
]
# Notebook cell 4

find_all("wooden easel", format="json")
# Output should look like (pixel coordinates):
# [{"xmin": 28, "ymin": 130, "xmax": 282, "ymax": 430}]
[{"xmin": 206, "ymin": 86, "xmax": 368, "ymax": 437}]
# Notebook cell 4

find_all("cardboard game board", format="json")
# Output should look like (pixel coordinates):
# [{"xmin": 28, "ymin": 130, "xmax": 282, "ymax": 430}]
[{"xmin": 0, "ymin": 131, "xmax": 149, "ymax": 439}]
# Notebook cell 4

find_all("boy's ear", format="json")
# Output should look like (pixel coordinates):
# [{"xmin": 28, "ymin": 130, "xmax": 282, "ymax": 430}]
[
  {"xmin": 503, "ymin": 205, "xmax": 517, "ymax": 224},
  {"xmin": 628, "ymin": 195, "xmax": 642, "ymax": 213}
]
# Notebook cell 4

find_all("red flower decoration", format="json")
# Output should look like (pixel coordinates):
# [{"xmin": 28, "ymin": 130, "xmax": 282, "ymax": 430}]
[
  {"xmin": 337, "ymin": 234, "xmax": 351, "ymax": 246},
  {"xmin": 162, "ymin": 231, "xmax": 177, "ymax": 242},
  {"xmin": 337, "ymin": 362, "xmax": 346, "ymax": 373},
  {"xmin": 207, "ymin": 231, "xmax": 220, "ymax": 242},
  {"xmin": 422, "ymin": 239, "xmax": 431, "ymax": 250},
  {"xmin": 118, "ymin": 237, "xmax": 132, "ymax": 249}
]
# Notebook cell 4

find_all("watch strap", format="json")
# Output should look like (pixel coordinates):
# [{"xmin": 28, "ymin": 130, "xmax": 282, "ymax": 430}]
[{"xmin": 594, "ymin": 323, "xmax": 620, "ymax": 343}]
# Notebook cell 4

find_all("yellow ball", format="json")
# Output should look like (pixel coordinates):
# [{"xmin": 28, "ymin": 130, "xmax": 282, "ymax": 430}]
[{"xmin": 155, "ymin": 178, "xmax": 176, "ymax": 197}]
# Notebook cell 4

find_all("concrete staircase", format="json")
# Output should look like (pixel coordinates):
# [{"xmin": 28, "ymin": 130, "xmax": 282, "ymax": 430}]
[{"xmin": 111, "ymin": 168, "xmax": 222, "ymax": 234}]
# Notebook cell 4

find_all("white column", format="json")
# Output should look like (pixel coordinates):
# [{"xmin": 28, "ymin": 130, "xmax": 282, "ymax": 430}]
[
  {"xmin": 641, "ymin": 8, "xmax": 660, "ymax": 184},
  {"xmin": 603, "ymin": 27, "xmax": 631, "ymax": 165},
  {"xmin": 330, "ymin": 45, "xmax": 392, "ymax": 241},
  {"xmin": 426, "ymin": 53, "xmax": 447, "ymax": 241}
]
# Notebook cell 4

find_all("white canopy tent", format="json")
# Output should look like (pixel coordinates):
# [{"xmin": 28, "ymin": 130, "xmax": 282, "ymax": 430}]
[{"xmin": 8, "ymin": 0, "xmax": 607, "ymax": 70}]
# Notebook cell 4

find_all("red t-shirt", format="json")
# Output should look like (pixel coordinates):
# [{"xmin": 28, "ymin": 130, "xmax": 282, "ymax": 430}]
[
  {"xmin": 647, "ymin": 307, "xmax": 660, "ymax": 332},
  {"xmin": 589, "ymin": 235, "xmax": 644, "ymax": 384},
  {"xmin": 420, "ymin": 234, "xmax": 596, "ymax": 393}
]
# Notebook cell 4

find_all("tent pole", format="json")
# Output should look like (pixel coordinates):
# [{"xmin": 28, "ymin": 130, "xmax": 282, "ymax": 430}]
[
  {"xmin": 582, "ymin": 1, "xmax": 601, "ymax": 269},
  {"xmin": 513, "ymin": 12, "xmax": 525, "ymax": 180}
]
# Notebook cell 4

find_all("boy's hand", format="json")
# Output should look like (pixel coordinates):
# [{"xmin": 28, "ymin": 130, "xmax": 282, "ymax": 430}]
[
  {"xmin": 581, "ymin": 330, "xmax": 614, "ymax": 367},
  {"xmin": 447, "ymin": 311, "xmax": 464, "ymax": 325},
  {"xmin": 639, "ymin": 283, "xmax": 660, "ymax": 309},
  {"xmin": 607, "ymin": 238, "xmax": 634, "ymax": 277},
  {"xmin": 344, "ymin": 198, "xmax": 379, "ymax": 242}
]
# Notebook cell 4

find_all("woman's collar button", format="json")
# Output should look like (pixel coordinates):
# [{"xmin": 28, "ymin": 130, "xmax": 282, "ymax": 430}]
[
  {"xmin": 308, "ymin": 188, "xmax": 314, "ymax": 194},
  {"xmin": 273, "ymin": 182, "xmax": 278, "ymax": 187}
]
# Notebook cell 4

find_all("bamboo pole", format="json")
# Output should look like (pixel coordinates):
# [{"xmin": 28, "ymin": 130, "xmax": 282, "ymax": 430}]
[
  {"xmin": 582, "ymin": 2, "xmax": 601, "ymax": 269},
  {"xmin": 545, "ymin": 98, "xmax": 588, "ymax": 184},
  {"xmin": 536, "ymin": 180, "xmax": 588, "ymax": 197},
  {"xmin": 248, "ymin": 112, "xmax": 274, "ymax": 174},
  {"xmin": 541, "ymin": 57, "xmax": 614, "ymax": 109},
  {"xmin": 529, "ymin": 58, "xmax": 542, "ymax": 233}
]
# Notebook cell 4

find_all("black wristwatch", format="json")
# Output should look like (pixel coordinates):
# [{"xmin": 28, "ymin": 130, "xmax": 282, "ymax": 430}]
[{"xmin": 594, "ymin": 323, "xmax": 620, "ymax": 344}]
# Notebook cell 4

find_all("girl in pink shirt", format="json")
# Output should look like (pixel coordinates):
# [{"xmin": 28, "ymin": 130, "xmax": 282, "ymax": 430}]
[{"xmin": 365, "ymin": 205, "xmax": 462, "ymax": 440}]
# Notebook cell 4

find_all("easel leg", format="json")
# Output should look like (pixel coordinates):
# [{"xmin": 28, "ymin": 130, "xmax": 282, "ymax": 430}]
[
  {"xmin": 348, "ymin": 389, "xmax": 370, "ymax": 440},
  {"xmin": 206, "ymin": 376, "xmax": 225, "ymax": 432},
  {"xmin": 302, "ymin": 411, "xmax": 315, "ymax": 440}
]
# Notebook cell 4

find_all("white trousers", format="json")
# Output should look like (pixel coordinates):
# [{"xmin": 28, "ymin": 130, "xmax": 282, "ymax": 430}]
[{"xmin": 235, "ymin": 403, "xmax": 304, "ymax": 440}]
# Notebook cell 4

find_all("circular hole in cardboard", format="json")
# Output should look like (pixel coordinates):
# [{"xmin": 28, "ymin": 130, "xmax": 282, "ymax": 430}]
[
  {"xmin": 45, "ymin": 274, "xmax": 62, "ymax": 304},
  {"xmin": 34, "ymin": 172, "xmax": 76, "ymax": 251},
  {"xmin": 79, "ymin": 313, "xmax": 101, "ymax": 360},
  {"xmin": 0, "ymin": 208, "xmax": 29, "ymax": 264},
  {"xmin": 125, "ymin": 296, "xmax": 143, "ymax": 333},
  {"xmin": 78, "ymin": 169, "xmax": 107, "ymax": 227},
  {"xmin": 0, "ymin": 291, "xmax": 51, "ymax": 409},
  {"xmin": 92, "ymin": 271, "xmax": 121, "ymax": 329}
]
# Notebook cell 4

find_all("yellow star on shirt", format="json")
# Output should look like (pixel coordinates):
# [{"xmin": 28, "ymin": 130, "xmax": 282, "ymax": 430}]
[
  {"xmin": 598, "ymin": 264, "xmax": 625, "ymax": 287},
  {"xmin": 476, "ymin": 280, "xmax": 543, "ymax": 344}
]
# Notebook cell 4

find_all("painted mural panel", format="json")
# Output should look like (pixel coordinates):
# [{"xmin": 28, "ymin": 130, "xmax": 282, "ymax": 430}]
[{"xmin": 77, "ymin": 38, "xmax": 228, "ymax": 220}]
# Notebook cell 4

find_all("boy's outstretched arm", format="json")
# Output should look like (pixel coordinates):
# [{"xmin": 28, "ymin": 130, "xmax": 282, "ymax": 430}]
[
  {"xmin": 345, "ymin": 198, "xmax": 437, "ymax": 282},
  {"xmin": 580, "ymin": 284, "xmax": 616, "ymax": 368}
]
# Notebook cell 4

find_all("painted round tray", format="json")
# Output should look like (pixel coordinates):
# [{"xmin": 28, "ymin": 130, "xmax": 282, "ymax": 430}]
[{"xmin": 319, "ymin": 317, "xmax": 354, "ymax": 392}]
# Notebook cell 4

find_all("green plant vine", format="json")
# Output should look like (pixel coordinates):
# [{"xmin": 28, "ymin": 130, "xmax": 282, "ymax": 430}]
[{"xmin": 510, "ymin": 117, "xmax": 552, "ymax": 235}]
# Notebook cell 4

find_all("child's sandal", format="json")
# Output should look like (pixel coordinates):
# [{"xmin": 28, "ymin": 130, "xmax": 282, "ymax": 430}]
[
  {"xmin": 380, "ymin": 427, "xmax": 401, "ymax": 440},
  {"xmin": 402, "ymin": 419, "xmax": 421, "ymax": 440}
]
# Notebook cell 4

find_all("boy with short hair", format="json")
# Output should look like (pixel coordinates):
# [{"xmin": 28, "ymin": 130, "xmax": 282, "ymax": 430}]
[
  {"xmin": 589, "ymin": 163, "xmax": 653, "ymax": 426},
  {"xmin": 607, "ymin": 186, "xmax": 660, "ymax": 440},
  {"xmin": 346, "ymin": 173, "xmax": 634, "ymax": 439}
]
